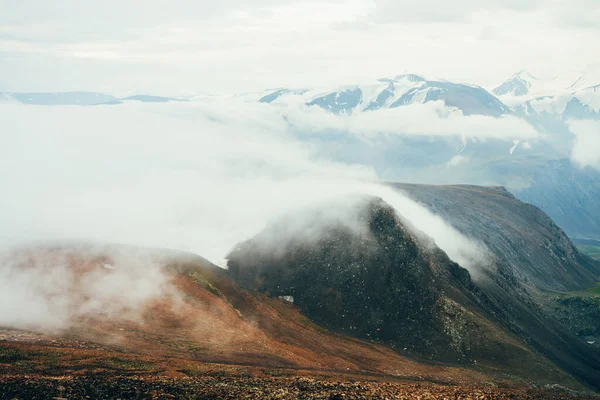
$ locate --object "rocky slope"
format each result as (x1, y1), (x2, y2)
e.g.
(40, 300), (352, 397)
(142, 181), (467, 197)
(0, 240), (590, 396)
(0, 244), (552, 385)
(389, 184), (600, 388)
(392, 184), (600, 291)
(228, 189), (600, 391)
(228, 199), (529, 363)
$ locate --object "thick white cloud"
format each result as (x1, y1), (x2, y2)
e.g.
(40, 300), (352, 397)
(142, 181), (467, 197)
(0, 100), (490, 275)
(447, 155), (469, 167)
(0, 100), (361, 260)
(0, 247), (177, 330)
(569, 120), (600, 170)
(0, 98), (500, 333)
(283, 101), (541, 140)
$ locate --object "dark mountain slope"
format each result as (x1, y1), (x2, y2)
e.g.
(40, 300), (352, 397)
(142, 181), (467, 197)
(388, 184), (600, 389)
(227, 190), (600, 390)
(391, 184), (600, 292)
(226, 197), (585, 386)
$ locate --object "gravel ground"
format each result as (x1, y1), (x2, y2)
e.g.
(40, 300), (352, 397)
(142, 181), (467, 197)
(1, 374), (597, 400)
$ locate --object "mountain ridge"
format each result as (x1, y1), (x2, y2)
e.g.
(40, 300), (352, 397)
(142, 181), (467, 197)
(227, 188), (600, 390)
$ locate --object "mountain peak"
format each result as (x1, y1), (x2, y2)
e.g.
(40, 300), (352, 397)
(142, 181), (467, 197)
(493, 71), (536, 96)
(393, 73), (426, 82)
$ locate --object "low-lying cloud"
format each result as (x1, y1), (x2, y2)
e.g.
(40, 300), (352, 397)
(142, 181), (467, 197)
(0, 99), (495, 264)
(0, 245), (176, 330)
(0, 98), (495, 332)
(282, 100), (542, 140)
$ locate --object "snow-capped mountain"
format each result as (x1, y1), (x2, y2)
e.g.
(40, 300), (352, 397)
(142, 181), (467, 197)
(494, 68), (600, 104)
(491, 69), (600, 110)
(516, 84), (600, 136)
(493, 70), (538, 97)
(259, 74), (512, 117)
(254, 71), (600, 242)
(486, 69), (600, 137)
(491, 70), (576, 99)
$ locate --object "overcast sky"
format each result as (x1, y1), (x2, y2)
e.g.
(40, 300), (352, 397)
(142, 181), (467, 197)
(1, 0), (599, 94)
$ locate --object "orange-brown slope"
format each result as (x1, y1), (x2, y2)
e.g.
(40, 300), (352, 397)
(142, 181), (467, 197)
(0, 245), (584, 390)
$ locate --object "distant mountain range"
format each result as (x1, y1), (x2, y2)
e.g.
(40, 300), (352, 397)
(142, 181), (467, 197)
(259, 73), (513, 117)
(255, 70), (600, 241)
(256, 70), (600, 121)
(493, 69), (600, 98)
(0, 92), (184, 105)
(3, 69), (598, 121)
(2, 69), (600, 241)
